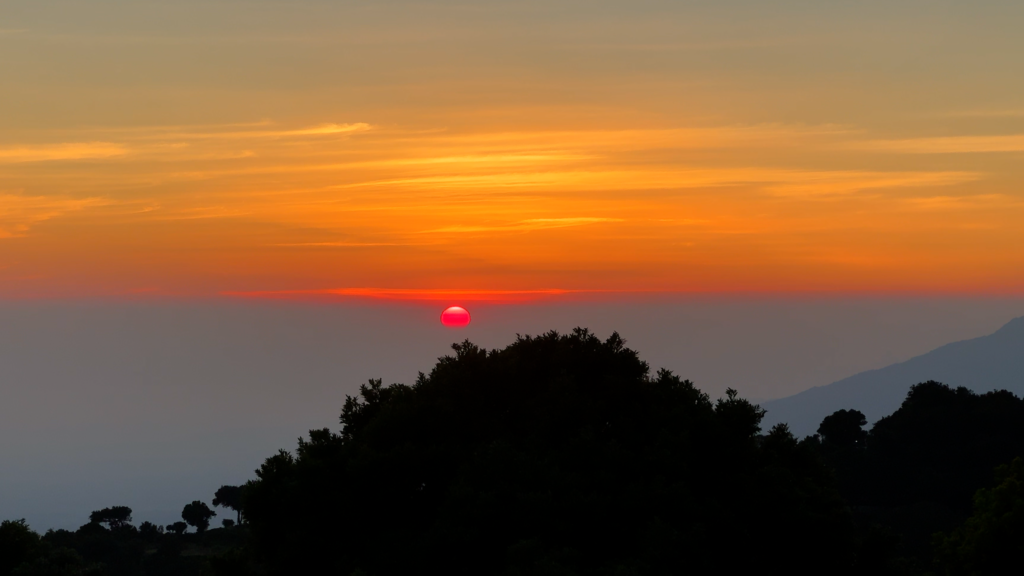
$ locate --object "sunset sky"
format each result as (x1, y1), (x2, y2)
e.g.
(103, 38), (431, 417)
(4, 0), (1024, 301)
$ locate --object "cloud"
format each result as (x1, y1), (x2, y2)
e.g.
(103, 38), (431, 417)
(764, 170), (981, 197)
(857, 135), (1024, 154)
(942, 109), (1024, 118)
(422, 217), (623, 233)
(133, 122), (372, 141)
(899, 194), (1017, 211)
(0, 142), (128, 163)
(0, 194), (110, 238)
(349, 167), (979, 197)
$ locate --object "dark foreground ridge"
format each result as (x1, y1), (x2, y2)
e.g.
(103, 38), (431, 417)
(2, 329), (1022, 576)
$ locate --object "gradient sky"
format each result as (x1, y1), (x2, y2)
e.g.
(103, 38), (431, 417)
(3, 0), (1024, 300)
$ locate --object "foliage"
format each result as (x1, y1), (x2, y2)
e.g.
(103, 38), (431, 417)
(87, 508), (132, 530)
(864, 381), (1024, 512)
(242, 329), (855, 576)
(11, 546), (103, 576)
(181, 502), (216, 534)
(814, 381), (1024, 570)
(934, 457), (1024, 575)
(818, 409), (868, 450)
(0, 520), (41, 576)
(213, 486), (244, 525)
(136, 522), (162, 544)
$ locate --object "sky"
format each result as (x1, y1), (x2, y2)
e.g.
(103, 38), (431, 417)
(2, 0), (1024, 530)
(2, 0), (1024, 298)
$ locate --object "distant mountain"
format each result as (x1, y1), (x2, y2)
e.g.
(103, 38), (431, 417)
(761, 316), (1024, 437)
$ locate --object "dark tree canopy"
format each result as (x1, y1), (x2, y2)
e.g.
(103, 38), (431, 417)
(864, 381), (1024, 511)
(88, 506), (133, 529)
(818, 409), (868, 450)
(935, 457), (1024, 575)
(181, 501), (216, 533)
(243, 329), (853, 576)
(0, 520), (39, 576)
(213, 485), (244, 524)
(165, 522), (188, 536)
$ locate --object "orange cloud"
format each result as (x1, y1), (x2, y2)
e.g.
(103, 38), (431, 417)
(1, 119), (1021, 298)
(0, 143), (128, 163)
(0, 193), (110, 238)
(858, 135), (1024, 154)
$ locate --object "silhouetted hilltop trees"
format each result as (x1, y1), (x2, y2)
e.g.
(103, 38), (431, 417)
(0, 500), (243, 576)
(212, 486), (244, 525)
(3, 329), (1023, 575)
(813, 381), (1024, 571)
(934, 457), (1024, 575)
(241, 329), (853, 576)
(864, 381), (1024, 511)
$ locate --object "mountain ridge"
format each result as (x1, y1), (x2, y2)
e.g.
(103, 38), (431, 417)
(761, 315), (1024, 437)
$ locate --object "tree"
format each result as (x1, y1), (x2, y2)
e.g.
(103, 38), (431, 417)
(213, 485), (244, 524)
(166, 522), (188, 536)
(181, 501), (216, 533)
(11, 546), (103, 576)
(865, 381), (1024, 511)
(0, 520), (40, 576)
(817, 409), (868, 450)
(935, 457), (1024, 575)
(242, 329), (855, 576)
(88, 506), (133, 529)
(222, 519), (235, 529)
(138, 521), (163, 543)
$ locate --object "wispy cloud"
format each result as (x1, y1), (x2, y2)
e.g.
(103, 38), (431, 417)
(349, 167), (980, 197)
(0, 142), (128, 163)
(422, 217), (623, 233)
(0, 194), (110, 238)
(129, 122), (372, 141)
(899, 194), (1017, 211)
(764, 170), (981, 197)
(857, 135), (1024, 154)
(942, 109), (1024, 118)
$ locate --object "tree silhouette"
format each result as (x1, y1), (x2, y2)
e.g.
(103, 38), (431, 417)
(935, 457), (1024, 575)
(88, 506), (133, 529)
(0, 520), (39, 576)
(213, 485), (244, 524)
(10, 546), (102, 576)
(166, 521), (188, 536)
(243, 329), (855, 576)
(817, 409), (868, 450)
(181, 501), (216, 533)
(865, 381), (1024, 511)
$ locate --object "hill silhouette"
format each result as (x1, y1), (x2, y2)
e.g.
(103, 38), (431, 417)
(241, 329), (855, 576)
(762, 316), (1024, 437)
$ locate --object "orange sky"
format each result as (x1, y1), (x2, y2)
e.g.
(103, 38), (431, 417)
(2, 1), (1023, 301)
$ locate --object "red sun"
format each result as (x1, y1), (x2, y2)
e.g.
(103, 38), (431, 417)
(440, 306), (471, 327)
